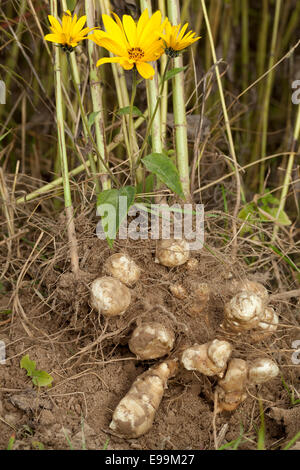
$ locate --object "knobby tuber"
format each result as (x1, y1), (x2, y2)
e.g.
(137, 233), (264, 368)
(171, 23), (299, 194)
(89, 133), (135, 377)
(109, 360), (178, 438)
(181, 339), (232, 378)
(129, 322), (175, 360)
(228, 280), (269, 304)
(90, 276), (131, 316)
(104, 253), (141, 286)
(222, 291), (264, 332)
(217, 357), (279, 411)
(169, 283), (187, 299)
(251, 307), (279, 341)
(248, 358), (279, 384)
(216, 358), (248, 411)
(188, 282), (211, 315)
(155, 238), (189, 267)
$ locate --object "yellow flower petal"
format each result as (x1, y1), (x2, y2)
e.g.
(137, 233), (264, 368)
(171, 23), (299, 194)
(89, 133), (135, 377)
(89, 32), (126, 57)
(44, 33), (63, 43)
(102, 14), (128, 49)
(136, 9), (149, 40)
(48, 15), (62, 33)
(73, 15), (87, 36)
(138, 10), (162, 47)
(136, 61), (155, 79)
(45, 11), (93, 48)
(122, 14), (137, 47)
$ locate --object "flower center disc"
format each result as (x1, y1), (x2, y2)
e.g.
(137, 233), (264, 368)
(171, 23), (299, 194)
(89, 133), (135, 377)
(128, 47), (145, 60)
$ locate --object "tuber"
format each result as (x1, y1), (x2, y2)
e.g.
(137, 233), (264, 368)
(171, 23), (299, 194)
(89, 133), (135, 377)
(188, 282), (211, 315)
(222, 291), (264, 332)
(228, 279), (269, 304)
(186, 258), (199, 271)
(181, 339), (232, 378)
(90, 276), (131, 316)
(109, 359), (178, 438)
(216, 358), (248, 411)
(103, 253), (141, 286)
(129, 322), (175, 360)
(155, 238), (189, 267)
(250, 307), (279, 341)
(248, 358), (279, 384)
(169, 283), (187, 299)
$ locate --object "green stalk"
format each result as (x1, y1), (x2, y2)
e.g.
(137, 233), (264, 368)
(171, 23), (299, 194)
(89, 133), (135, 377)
(129, 68), (138, 182)
(99, 0), (141, 183)
(67, 54), (101, 195)
(135, 56), (171, 170)
(86, 0), (111, 191)
(0, 0), (27, 123)
(272, 104), (300, 240)
(222, 1), (232, 61)
(248, 0), (269, 188)
(200, 0), (241, 246)
(50, 0), (79, 275)
(181, 0), (192, 22)
(281, 2), (300, 52)
(140, 0), (163, 157)
(16, 114), (146, 205)
(66, 54), (117, 187)
(158, 0), (168, 147)
(259, 0), (282, 193)
(241, 0), (250, 152)
(167, 0), (191, 201)
(204, 0), (221, 71)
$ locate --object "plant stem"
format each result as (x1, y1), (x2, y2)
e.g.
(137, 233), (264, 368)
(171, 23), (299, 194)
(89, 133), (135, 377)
(140, 0), (163, 167)
(86, 0), (111, 191)
(158, 0), (168, 147)
(129, 67), (137, 182)
(167, 0), (191, 202)
(16, 114), (146, 204)
(51, 0), (79, 275)
(272, 103), (300, 241)
(66, 55), (118, 187)
(135, 56), (171, 170)
(259, 0), (282, 193)
(200, 0), (241, 252)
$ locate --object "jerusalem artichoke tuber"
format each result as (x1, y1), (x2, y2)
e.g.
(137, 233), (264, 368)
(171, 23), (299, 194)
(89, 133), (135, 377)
(90, 276), (131, 316)
(109, 360), (178, 438)
(129, 322), (175, 360)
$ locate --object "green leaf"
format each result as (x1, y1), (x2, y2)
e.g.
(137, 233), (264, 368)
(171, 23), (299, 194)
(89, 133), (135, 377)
(66, 0), (76, 11)
(0, 129), (12, 143)
(88, 111), (100, 130)
(7, 435), (15, 450)
(117, 106), (144, 118)
(142, 153), (184, 199)
(97, 186), (136, 248)
(164, 66), (188, 81)
(266, 207), (292, 226)
(31, 370), (53, 388)
(20, 354), (36, 377)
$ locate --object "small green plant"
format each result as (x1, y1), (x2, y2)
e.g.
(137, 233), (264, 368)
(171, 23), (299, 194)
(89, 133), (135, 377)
(7, 434), (15, 450)
(20, 354), (53, 388)
(217, 424), (244, 450)
(283, 431), (300, 450)
(238, 190), (291, 236)
(281, 376), (300, 406)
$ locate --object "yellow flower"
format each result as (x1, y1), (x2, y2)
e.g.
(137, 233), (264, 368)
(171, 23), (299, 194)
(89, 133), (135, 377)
(88, 9), (167, 80)
(44, 10), (94, 52)
(160, 20), (200, 57)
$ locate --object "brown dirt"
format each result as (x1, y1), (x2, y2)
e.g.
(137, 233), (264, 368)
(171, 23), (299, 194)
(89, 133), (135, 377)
(0, 209), (299, 450)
